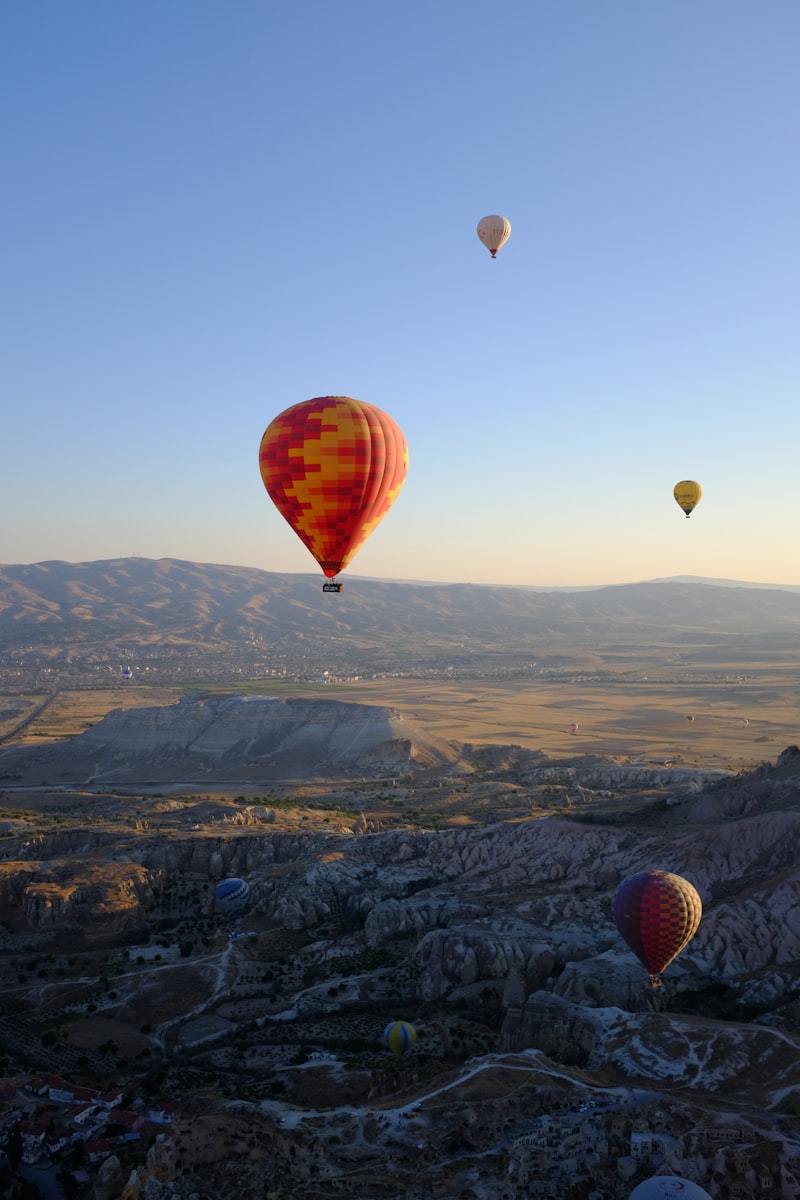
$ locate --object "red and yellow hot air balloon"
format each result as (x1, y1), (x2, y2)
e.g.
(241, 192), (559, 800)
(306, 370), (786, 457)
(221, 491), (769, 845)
(259, 396), (408, 591)
(612, 870), (702, 988)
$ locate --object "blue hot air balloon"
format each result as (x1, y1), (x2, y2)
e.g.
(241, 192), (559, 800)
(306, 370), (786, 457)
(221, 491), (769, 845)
(214, 878), (250, 919)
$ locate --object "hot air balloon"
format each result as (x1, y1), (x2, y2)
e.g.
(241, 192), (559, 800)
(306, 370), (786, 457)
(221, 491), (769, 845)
(612, 870), (702, 988)
(477, 215), (511, 258)
(215, 878), (250, 919)
(629, 1178), (712, 1199)
(673, 480), (702, 518)
(568, 722), (579, 735)
(383, 1020), (416, 1058)
(738, 717), (749, 728)
(685, 714), (694, 724)
(259, 396), (408, 592)
(121, 666), (133, 680)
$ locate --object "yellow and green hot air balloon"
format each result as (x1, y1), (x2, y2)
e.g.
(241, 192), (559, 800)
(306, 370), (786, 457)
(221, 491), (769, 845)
(673, 480), (702, 518)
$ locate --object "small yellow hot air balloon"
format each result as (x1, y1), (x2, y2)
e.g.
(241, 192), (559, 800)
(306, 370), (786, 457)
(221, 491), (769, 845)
(477, 215), (511, 258)
(673, 480), (702, 518)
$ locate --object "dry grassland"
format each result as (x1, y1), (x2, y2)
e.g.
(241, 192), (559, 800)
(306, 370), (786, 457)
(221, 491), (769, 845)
(331, 675), (800, 772)
(2, 686), (180, 745)
(2, 668), (798, 774)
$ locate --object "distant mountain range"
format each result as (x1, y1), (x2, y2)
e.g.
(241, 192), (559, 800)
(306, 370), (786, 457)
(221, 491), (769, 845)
(653, 574), (800, 593)
(1, 557), (799, 663)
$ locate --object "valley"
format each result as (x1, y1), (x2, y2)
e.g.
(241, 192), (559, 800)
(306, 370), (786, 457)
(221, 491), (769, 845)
(0, 562), (798, 1198)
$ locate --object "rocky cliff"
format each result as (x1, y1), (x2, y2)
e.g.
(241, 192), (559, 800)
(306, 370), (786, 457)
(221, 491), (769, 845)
(0, 694), (464, 783)
(2, 748), (797, 1033)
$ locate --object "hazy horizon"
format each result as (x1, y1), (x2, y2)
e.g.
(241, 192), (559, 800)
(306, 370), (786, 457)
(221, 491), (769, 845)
(2, 553), (800, 597)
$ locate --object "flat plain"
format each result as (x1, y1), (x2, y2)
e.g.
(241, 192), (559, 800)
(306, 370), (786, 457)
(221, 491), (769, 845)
(3, 649), (798, 776)
(341, 672), (798, 772)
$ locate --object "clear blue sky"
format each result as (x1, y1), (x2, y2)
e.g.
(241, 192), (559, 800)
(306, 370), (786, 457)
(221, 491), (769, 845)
(3, 1), (799, 587)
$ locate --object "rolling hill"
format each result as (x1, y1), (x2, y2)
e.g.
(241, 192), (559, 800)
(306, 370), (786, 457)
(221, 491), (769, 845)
(1, 558), (800, 664)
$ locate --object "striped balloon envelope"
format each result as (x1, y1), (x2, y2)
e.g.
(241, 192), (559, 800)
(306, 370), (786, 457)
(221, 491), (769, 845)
(214, 877), (250, 918)
(383, 1020), (417, 1058)
(612, 870), (702, 987)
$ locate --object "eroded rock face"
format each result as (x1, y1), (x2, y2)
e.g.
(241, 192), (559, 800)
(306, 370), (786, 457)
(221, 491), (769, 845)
(94, 1153), (123, 1200)
(0, 718), (798, 1022)
(0, 863), (38, 911)
(2, 776), (798, 988)
(0, 695), (464, 783)
(518, 759), (728, 792)
(426, 817), (631, 889)
(503, 990), (601, 1065)
(22, 860), (157, 929)
(504, 988), (800, 1097)
(3, 741), (800, 1198)
(416, 926), (541, 999)
(146, 1132), (178, 1182)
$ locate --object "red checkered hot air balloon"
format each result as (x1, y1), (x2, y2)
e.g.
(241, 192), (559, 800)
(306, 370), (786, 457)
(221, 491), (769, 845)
(259, 396), (408, 592)
(612, 870), (702, 988)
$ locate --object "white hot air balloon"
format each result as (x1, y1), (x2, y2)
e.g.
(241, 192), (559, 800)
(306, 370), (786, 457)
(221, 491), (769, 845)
(629, 1177), (712, 1200)
(477, 215), (511, 258)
